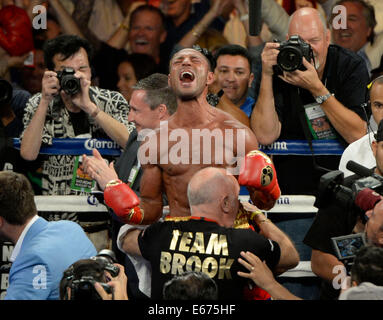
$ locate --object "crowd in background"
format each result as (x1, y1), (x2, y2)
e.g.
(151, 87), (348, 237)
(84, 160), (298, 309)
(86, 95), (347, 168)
(1, 0), (383, 302)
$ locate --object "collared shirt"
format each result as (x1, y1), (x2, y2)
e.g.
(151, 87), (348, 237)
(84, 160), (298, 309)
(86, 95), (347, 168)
(357, 45), (372, 77)
(240, 96), (255, 117)
(10, 215), (39, 262)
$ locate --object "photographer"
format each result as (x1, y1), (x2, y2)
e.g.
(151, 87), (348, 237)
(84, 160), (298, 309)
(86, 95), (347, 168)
(250, 7), (370, 195)
(60, 251), (128, 300)
(19, 34), (134, 195)
(303, 118), (383, 299)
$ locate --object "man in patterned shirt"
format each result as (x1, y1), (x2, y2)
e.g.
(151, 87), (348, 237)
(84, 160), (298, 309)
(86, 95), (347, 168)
(20, 35), (134, 196)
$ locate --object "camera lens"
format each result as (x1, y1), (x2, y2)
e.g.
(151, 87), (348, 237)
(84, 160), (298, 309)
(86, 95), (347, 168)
(61, 76), (80, 95)
(277, 46), (303, 72)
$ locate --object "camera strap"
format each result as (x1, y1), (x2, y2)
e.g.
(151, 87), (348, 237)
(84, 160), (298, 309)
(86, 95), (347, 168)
(290, 87), (330, 173)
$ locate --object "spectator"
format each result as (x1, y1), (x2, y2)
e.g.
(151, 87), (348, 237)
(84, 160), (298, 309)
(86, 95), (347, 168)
(0, 79), (38, 175)
(118, 167), (299, 300)
(164, 0), (230, 58)
(115, 53), (158, 99)
(303, 118), (383, 299)
(81, 73), (177, 298)
(0, 171), (97, 300)
(213, 44), (255, 120)
(330, 0), (377, 75)
(20, 46), (45, 95)
(339, 75), (383, 177)
(107, 5), (168, 73)
(250, 7), (369, 196)
(339, 246), (383, 300)
(19, 34), (134, 196)
(163, 271), (218, 300)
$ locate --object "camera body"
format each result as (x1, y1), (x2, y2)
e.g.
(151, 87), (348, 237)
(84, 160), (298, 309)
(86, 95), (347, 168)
(273, 35), (314, 74)
(91, 249), (120, 278)
(316, 164), (383, 223)
(56, 67), (81, 95)
(71, 276), (112, 300)
(63, 249), (120, 300)
(331, 233), (366, 274)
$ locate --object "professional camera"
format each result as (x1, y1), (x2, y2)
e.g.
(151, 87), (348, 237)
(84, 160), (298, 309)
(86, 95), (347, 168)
(91, 249), (120, 277)
(61, 249), (120, 300)
(273, 35), (314, 74)
(70, 275), (113, 300)
(331, 233), (366, 274)
(56, 67), (81, 95)
(0, 78), (13, 107)
(316, 160), (383, 222)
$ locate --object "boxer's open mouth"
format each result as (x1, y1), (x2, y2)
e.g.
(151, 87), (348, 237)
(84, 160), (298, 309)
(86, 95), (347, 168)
(180, 71), (195, 82)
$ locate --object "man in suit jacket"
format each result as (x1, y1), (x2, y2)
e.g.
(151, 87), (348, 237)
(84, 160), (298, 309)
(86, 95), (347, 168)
(0, 171), (97, 300)
(81, 73), (177, 298)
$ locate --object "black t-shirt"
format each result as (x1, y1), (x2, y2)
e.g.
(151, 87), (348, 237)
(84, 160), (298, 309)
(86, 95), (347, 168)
(272, 45), (370, 195)
(68, 110), (91, 136)
(303, 174), (363, 299)
(138, 217), (281, 300)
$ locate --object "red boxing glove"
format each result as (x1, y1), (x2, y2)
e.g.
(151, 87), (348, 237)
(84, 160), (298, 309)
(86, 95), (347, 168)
(0, 5), (34, 56)
(238, 150), (280, 210)
(104, 180), (143, 225)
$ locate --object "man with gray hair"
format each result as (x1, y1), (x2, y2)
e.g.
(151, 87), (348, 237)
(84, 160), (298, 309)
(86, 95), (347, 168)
(81, 73), (177, 298)
(117, 167), (299, 300)
(251, 7), (370, 196)
(330, 0), (377, 75)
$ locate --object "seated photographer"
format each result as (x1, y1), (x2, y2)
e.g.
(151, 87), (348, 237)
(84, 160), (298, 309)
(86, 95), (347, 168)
(60, 255), (128, 300)
(339, 75), (383, 177)
(250, 7), (370, 196)
(19, 34), (134, 196)
(303, 119), (383, 299)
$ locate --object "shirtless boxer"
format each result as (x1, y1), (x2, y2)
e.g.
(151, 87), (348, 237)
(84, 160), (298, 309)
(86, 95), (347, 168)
(104, 46), (281, 225)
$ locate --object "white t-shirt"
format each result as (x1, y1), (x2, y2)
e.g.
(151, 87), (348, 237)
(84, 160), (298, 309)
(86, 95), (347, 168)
(339, 132), (376, 177)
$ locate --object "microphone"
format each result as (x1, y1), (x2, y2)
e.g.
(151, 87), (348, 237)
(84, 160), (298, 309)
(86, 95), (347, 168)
(249, 0), (262, 36)
(346, 160), (374, 177)
(355, 188), (382, 212)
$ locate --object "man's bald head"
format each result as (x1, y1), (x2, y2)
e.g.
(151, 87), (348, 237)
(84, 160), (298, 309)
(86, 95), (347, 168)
(187, 167), (239, 226)
(288, 7), (328, 35)
(187, 168), (235, 206)
(287, 7), (331, 75)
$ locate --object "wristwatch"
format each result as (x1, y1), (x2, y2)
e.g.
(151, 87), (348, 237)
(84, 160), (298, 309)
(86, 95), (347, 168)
(314, 92), (333, 104)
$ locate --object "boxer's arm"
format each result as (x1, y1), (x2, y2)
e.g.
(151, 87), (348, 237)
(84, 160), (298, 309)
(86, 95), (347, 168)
(139, 163), (164, 224)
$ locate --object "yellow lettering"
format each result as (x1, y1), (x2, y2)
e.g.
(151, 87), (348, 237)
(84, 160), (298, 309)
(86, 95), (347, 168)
(202, 257), (218, 278)
(218, 258), (234, 279)
(169, 230), (181, 250)
(190, 232), (205, 254)
(206, 234), (228, 256)
(171, 253), (186, 275)
(160, 251), (172, 274)
(186, 255), (202, 272)
(179, 232), (193, 252)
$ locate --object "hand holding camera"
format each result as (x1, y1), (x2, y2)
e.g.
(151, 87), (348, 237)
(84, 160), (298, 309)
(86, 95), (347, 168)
(94, 263), (129, 300)
(262, 36), (324, 93)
